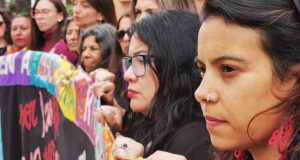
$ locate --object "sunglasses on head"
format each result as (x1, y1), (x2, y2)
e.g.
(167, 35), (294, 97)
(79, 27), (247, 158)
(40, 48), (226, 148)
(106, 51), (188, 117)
(117, 29), (131, 42)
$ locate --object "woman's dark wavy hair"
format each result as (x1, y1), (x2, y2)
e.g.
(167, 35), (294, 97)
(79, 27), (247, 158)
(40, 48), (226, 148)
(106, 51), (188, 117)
(0, 10), (12, 45)
(63, 17), (76, 43)
(130, 0), (197, 20)
(79, 23), (116, 73)
(122, 10), (203, 156)
(85, 0), (117, 26)
(201, 0), (300, 159)
(31, 0), (68, 51)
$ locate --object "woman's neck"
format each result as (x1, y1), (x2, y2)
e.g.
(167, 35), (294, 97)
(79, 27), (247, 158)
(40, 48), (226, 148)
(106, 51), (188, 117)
(43, 24), (60, 41)
(81, 22), (101, 32)
(249, 144), (281, 160)
(0, 38), (7, 47)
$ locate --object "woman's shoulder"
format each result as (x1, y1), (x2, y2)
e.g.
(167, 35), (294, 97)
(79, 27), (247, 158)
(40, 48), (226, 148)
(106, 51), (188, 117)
(163, 120), (212, 159)
(169, 120), (210, 145)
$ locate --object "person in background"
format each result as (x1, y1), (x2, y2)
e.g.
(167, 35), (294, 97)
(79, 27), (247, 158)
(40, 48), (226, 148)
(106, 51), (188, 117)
(6, 13), (32, 54)
(0, 10), (12, 56)
(30, 0), (67, 52)
(94, 10), (211, 160)
(116, 12), (132, 56)
(79, 24), (116, 74)
(54, 17), (79, 65)
(130, 0), (159, 21)
(64, 17), (80, 54)
(89, 12), (133, 113)
(194, 0), (205, 14)
(72, 0), (117, 31)
(131, 0), (197, 21)
(195, 0), (300, 159)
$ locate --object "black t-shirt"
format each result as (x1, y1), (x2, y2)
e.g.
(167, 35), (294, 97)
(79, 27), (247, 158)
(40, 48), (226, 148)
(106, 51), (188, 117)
(162, 120), (212, 160)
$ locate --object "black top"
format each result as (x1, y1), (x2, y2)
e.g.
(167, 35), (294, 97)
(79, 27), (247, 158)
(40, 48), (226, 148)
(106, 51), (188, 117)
(0, 47), (7, 56)
(162, 120), (212, 160)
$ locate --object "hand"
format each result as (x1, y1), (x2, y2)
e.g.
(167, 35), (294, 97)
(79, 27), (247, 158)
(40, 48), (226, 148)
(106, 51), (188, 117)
(94, 105), (124, 132)
(146, 151), (186, 160)
(112, 134), (144, 160)
(92, 80), (115, 104)
(90, 68), (115, 83)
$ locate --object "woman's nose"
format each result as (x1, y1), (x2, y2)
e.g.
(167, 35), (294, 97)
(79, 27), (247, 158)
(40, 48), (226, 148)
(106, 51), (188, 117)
(123, 65), (137, 82)
(123, 33), (130, 41)
(194, 73), (215, 104)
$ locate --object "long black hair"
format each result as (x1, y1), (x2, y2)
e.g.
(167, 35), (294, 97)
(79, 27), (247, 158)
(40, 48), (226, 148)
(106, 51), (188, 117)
(201, 0), (300, 159)
(122, 10), (203, 156)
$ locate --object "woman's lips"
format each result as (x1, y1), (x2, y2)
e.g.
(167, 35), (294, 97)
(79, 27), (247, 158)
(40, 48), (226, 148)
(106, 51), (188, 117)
(127, 89), (137, 98)
(205, 115), (226, 128)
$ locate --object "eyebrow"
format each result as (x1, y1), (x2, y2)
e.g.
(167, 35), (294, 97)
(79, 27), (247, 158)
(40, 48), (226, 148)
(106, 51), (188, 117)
(131, 50), (148, 56)
(212, 55), (247, 65)
(197, 55), (248, 65)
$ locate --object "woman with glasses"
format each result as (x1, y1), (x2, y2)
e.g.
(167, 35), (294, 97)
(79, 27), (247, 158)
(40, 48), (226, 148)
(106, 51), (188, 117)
(94, 10), (211, 160)
(30, 0), (67, 53)
(72, 0), (117, 31)
(195, 0), (300, 159)
(0, 10), (12, 56)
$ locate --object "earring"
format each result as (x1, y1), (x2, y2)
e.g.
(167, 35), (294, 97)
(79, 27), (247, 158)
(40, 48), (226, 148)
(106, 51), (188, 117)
(268, 116), (294, 159)
(234, 150), (247, 160)
(58, 19), (62, 22)
(206, 92), (211, 102)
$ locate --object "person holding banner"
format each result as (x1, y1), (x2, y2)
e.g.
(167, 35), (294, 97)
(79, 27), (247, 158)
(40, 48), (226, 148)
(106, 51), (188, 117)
(94, 10), (211, 160)
(79, 23), (116, 74)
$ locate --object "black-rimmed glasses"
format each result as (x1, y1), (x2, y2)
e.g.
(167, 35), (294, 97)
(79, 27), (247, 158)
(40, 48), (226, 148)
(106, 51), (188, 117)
(121, 55), (150, 77)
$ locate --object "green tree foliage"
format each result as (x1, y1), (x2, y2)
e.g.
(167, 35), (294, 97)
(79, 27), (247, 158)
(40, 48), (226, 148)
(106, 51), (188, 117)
(9, 0), (31, 14)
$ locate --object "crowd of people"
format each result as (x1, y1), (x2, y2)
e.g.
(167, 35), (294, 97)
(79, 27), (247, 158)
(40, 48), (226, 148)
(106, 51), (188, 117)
(1, 0), (300, 159)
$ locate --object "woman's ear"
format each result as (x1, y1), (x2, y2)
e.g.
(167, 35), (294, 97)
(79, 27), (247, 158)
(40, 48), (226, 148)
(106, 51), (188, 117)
(290, 63), (300, 76)
(57, 12), (64, 22)
(97, 13), (105, 23)
(273, 64), (300, 98)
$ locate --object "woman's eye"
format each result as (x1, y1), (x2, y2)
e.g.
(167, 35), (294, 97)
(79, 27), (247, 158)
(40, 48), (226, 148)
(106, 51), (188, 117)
(147, 9), (155, 15)
(82, 2), (90, 7)
(135, 10), (141, 15)
(72, 0), (78, 5)
(221, 65), (236, 73)
(199, 67), (206, 78)
(194, 66), (206, 78)
(91, 47), (99, 51)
